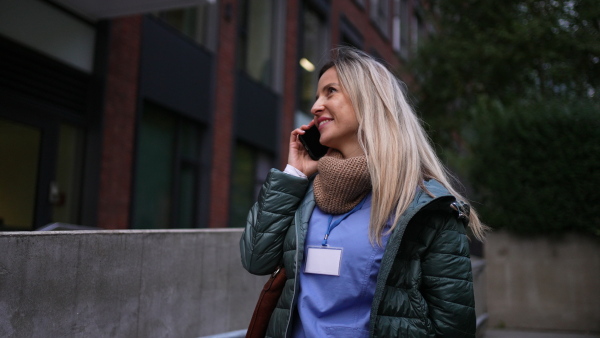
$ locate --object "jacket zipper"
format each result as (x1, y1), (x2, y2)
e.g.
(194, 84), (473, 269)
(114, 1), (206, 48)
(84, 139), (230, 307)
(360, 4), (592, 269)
(368, 194), (454, 336)
(284, 203), (302, 337)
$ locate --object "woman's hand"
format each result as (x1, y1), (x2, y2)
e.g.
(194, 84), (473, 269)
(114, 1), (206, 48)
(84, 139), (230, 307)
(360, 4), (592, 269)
(288, 121), (319, 177)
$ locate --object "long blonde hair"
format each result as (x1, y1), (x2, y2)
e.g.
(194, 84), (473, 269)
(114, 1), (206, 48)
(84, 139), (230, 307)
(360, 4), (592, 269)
(322, 47), (487, 244)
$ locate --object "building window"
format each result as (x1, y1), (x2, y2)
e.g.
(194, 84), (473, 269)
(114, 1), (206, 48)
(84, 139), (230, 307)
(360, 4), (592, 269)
(411, 10), (425, 54)
(153, 1), (218, 51)
(393, 0), (401, 53)
(370, 0), (390, 38)
(229, 142), (273, 228)
(340, 15), (363, 50)
(393, 0), (410, 58)
(297, 3), (329, 127)
(238, 0), (282, 88)
(0, 118), (41, 230)
(0, 118), (85, 230)
(51, 123), (85, 225)
(133, 102), (204, 229)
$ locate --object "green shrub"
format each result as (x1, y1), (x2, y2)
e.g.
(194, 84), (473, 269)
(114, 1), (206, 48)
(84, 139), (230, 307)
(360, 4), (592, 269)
(470, 97), (600, 237)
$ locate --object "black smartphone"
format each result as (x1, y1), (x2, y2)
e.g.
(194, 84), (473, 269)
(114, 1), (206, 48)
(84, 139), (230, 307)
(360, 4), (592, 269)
(298, 125), (329, 161)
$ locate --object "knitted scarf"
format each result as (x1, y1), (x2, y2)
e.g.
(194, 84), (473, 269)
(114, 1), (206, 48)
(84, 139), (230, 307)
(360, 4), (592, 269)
(313, 150), (372, 214)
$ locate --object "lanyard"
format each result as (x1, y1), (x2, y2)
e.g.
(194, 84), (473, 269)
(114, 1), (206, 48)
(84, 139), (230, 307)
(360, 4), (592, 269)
(322, 197), (367, 246)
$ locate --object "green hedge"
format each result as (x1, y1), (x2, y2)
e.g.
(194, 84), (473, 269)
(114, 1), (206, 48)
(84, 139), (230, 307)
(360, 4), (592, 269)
(470, 98), (600, 237)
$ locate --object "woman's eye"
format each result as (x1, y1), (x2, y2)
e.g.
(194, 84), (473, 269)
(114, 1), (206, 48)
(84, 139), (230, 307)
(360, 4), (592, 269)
(327, 87), (337, 94)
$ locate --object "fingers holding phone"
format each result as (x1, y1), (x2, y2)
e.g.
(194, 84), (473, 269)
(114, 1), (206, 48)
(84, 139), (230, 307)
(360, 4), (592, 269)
(299, 125), (329, 161)
(289, 122), (326, 176)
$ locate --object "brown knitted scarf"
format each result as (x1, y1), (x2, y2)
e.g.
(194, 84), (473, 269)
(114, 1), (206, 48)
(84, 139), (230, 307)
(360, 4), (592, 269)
(313, 150), (372, 214)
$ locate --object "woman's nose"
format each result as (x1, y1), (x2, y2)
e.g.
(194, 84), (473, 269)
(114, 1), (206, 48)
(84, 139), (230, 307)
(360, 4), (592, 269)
(311, 101), (324, 116)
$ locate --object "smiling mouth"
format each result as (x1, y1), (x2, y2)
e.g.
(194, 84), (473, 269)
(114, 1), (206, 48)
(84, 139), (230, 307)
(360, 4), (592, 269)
(318, 119), (333, 128)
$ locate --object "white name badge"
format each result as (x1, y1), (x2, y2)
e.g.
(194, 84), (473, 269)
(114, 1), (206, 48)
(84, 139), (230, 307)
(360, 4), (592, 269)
(305, 246), (343, 276)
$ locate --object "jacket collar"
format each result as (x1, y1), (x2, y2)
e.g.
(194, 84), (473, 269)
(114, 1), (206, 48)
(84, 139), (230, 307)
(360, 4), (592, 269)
(408, 179), (454, 212)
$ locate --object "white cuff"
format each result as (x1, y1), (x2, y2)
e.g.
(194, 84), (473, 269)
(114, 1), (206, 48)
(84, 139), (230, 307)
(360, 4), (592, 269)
(284, 165), (308, 179)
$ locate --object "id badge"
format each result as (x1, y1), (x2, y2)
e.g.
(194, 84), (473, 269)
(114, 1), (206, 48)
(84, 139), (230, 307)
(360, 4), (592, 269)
(304, 246), (343, 276)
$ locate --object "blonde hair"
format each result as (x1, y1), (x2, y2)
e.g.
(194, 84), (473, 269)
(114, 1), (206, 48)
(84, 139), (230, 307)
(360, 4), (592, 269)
(323, 47), (487, 244)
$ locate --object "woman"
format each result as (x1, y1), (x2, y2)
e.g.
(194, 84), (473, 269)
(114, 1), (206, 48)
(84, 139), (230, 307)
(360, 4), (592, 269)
(240, 47), (486, 338)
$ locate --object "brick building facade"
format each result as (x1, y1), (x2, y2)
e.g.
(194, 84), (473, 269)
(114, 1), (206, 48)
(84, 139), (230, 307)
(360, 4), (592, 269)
(0, 0), (428, 230)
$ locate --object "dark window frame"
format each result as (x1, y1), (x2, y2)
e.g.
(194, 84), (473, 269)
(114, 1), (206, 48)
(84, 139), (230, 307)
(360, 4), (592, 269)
(340, 15), (364, 49)
(296, 0), (330, 118)
(131, 100), (207, 230)
(228, 141), (275, 228)
(0, 33), (101, 230)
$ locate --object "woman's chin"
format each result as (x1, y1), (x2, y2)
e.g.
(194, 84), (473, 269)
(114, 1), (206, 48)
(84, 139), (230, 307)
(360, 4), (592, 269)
(319, 140), (335, 150)
(318, 136), (331, 148)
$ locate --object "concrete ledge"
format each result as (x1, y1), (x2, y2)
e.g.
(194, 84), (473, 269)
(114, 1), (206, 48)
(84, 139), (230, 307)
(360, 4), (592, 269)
(0, 229), (267, 337)
(1, 229), (491, 337)
(485, 231), (600, 333)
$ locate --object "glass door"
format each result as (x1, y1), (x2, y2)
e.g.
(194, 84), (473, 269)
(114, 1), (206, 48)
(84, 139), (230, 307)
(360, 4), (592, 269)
(51, 123), (85, 225)
(0, 115), (85, 230)
(0, 117), (42, 230)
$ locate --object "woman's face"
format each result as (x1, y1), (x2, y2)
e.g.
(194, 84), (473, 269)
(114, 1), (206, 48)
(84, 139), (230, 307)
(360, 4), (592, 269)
(311, 67), (362, 158)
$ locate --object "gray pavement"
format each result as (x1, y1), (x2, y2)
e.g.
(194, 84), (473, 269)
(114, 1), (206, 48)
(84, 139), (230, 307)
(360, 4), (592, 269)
(200, 329), (600, 338)
(485, 329), (600, 338)
(201, 330), (599, 338)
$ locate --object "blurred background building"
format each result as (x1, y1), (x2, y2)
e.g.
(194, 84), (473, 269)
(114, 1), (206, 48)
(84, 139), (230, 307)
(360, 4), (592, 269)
(0, 0), (429, 231)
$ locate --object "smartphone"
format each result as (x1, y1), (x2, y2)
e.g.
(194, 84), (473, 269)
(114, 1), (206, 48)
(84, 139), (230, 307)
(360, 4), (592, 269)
(298, 125), (329, 160)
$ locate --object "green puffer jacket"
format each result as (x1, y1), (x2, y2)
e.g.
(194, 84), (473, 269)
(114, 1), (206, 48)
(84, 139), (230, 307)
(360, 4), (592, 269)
(240, 169), (475, 338)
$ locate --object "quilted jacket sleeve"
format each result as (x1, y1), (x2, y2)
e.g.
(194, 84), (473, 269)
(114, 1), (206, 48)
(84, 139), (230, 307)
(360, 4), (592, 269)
(420, 210), (476, 337)
(240, 168), (309, 276)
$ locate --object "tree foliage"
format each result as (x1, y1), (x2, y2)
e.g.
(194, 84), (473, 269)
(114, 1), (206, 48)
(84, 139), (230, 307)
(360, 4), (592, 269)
(412, 0), (600, 140)
(470, 98), (600, 237)
(410, 0), (600, 236)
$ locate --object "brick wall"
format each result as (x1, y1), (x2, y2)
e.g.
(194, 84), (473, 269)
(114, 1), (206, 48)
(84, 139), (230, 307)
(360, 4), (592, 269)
(208, 1), (238, 228)
(97, 16), (142, 229)
(331, 0), (401, 70)
(279, 1), (301, 170)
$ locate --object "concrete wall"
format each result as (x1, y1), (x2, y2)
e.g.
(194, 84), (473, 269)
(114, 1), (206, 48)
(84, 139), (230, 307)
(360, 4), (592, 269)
(0, 229), (267, 337)
(1, 228), (490, 337)
(485, 231), (600, 333)
(472, 257), (488, 337)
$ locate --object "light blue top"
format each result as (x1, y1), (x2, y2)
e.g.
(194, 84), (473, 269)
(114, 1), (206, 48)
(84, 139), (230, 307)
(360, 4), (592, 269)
(292, 193), (390, 338)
